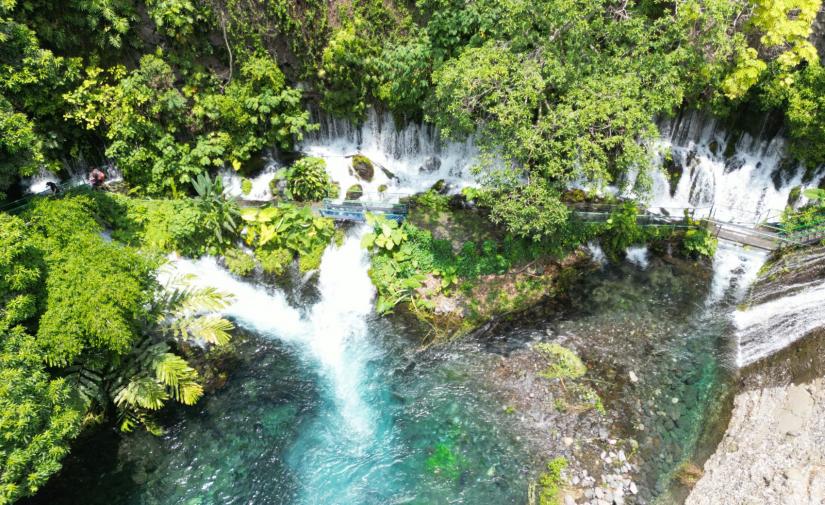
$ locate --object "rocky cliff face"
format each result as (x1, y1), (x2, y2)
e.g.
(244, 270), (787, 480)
(687, 246), (825, 505)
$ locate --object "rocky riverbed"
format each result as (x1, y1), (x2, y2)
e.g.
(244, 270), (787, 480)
(687, 329), (825, 505)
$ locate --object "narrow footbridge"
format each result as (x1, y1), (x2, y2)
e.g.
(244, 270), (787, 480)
(570, 203), (825, 251)
(319, 198), (408, 223)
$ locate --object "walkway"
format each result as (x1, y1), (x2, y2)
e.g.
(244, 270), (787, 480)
(318, 199), (408, 223)
(569, 204), (811, 251)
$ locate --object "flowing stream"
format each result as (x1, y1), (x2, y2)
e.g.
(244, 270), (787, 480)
(26, 109), (825, 505)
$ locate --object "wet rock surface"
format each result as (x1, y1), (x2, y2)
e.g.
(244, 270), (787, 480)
(688, 245), (825, 505)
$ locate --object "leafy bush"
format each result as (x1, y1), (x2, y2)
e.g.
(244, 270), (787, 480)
(682, 227), (718, 258)
(241, 204), (335, 272)
(241, 178), (253, 195)
(256, 248), (293, 275)
(224, 248), (256, 276)
(0, 327), (83, 505)
(286, 157), (332, 202)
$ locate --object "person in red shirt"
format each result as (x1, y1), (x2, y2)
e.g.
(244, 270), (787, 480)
(88, 168), (106, 188)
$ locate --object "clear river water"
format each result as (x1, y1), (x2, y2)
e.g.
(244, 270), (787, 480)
(21, 109), (825, 505)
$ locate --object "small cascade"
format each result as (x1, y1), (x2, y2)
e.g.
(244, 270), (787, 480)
(705, 240), (768, 306)
(221, 158), (281, 202)
(300, 109), (478, 199)
(734, 280), (825, 367)
(587, 241), (607, 265)
(625, 245), (650, 269)
(733, 246), (825, 367)
(23, 168), (61, 194)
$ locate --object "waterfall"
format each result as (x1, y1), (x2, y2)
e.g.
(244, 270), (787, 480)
(733, 247), (825, 367)
(162, 231), (377, 435)
(647, 110), (824, 223)
(300, 109), (479, 199)
(160, 228), (397, 503)
(646, 110), (825, 365)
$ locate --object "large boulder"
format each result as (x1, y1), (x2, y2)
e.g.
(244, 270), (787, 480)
(350, 154), (374, 182)
(345, 184), (364, 200)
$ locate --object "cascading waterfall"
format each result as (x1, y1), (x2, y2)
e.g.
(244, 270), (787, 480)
(648, 110), (825, 366)
(649, 110), (824, 223)
(733, 247), (825, 367)
(300, 109), (478, 199)
(162, 229), (398, 503)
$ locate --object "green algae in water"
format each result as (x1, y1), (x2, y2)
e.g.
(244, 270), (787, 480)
(426, 442), (463, 480)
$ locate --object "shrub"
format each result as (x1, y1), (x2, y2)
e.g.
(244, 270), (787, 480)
(286, 157), (332, 202)
(224, 248), (256, 276)
(241, 178), (253, 195)
(256, 248), (293, 275)
(538, 457), (568, 505)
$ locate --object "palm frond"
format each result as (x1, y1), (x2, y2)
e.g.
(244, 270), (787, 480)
(171, 314), (234, 346)
(114, 376), (169, 411)
(152, 353), (203, 405)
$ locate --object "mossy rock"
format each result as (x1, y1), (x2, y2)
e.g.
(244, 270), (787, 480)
(256, 248), (293, 275)
(431, 179), (447, 194)
(350, 154), (374, 182)
(345, 184), (364, 200)
(381, 167), (399, 181)
(224, 248), (256, 276)
(377, 184), (388, 194)
(241, 178), (252, 196)
(788, 186), (802, 207)
(535, 343), (586, 380)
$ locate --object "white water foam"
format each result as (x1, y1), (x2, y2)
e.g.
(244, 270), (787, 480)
(300, 109), (479, 200)
(705, 240), (768, 306)
(587, 241), (607, 266)
(220, 158), (281, 202)
(734, 279), (825, 367)
(625, 246), (650, 269)
(645, 111), (824, 223)
(161, 230), (377, 437)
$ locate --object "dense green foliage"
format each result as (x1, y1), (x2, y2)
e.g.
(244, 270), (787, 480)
(0, 194), (237, 500)
(285, 157), (333, 202)
(240, 204), (336, 273)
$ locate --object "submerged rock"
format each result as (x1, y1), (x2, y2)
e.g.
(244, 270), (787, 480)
(419, 156), (441, 173)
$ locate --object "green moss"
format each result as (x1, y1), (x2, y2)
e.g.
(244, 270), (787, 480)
(351, 154), (374, 181)
(224, 248), (256, 276)
(345, 184), (364, 200)
(535, 343), (587, 380)
(298, 242), (326, 272)
(538, 457), (568, 505)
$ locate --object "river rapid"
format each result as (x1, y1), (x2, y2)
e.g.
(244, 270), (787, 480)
(25, 110), (825, 505)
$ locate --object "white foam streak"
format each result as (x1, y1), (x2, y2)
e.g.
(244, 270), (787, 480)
(625, 246), (650, 269)
(734, 279), (825, 367)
